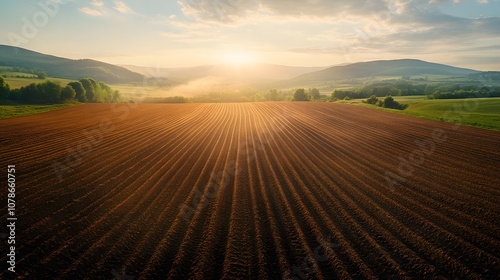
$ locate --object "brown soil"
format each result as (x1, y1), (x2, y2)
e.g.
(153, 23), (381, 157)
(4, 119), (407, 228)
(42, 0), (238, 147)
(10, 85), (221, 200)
(1, 103), (499, 279)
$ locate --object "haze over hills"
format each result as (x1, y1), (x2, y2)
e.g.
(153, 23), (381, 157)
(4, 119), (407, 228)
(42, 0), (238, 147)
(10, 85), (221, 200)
(121, 59), (493, 92)
(122, 64), (327, 83)
(0, 45), (143, 84)
(1, 45), (496, 91)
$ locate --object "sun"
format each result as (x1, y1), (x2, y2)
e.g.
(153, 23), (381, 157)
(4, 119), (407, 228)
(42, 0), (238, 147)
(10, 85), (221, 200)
(220, 51), (257, 66)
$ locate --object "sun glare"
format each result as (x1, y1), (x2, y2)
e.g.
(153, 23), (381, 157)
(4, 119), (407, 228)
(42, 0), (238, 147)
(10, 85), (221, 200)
(220, 51), (257, 66)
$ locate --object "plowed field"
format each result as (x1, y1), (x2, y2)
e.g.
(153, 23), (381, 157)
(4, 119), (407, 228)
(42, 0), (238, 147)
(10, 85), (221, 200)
(1, 103), (499, 279)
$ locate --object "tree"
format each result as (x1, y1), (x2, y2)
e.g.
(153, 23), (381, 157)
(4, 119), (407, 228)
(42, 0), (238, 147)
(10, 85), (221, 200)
(36, 81), (62, 103)
(98, 82), (114, 102)
(332, 89), (359, 100)
(17, 81), (62, 104)
(68, 81), (87, 102)
(266, 89), (282, 101)
(8, 89), (20, 100)
(112, 90), (121, 103)
(307, 88), (320, 100)
(60, 86), (76, 102)
(251, 93), (264, 102)
(292, 88), (309, 101)
(37, 71), (47, 79)
(424, 85), (434, 96)
(0, 76), (10, 99)
(19, 83), (39, 103)
(80, 78), (98, 102)
(388, 87), (402, 96)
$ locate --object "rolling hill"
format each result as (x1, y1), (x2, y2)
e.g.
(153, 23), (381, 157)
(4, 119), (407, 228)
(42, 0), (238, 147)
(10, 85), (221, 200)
(287, 59), (480, 85)
(0, 45), (143, 83)
(1, 45), (490, 90)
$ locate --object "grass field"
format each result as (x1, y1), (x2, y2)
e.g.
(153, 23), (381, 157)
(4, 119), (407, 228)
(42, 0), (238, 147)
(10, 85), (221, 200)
(397, 97), (500, 130)
(0, 103), (498, 279)
(338, 96), (500, 130)
(0, 103), (80, 119)
(3, 77), (73, 89)
(110, 83), (173, 100)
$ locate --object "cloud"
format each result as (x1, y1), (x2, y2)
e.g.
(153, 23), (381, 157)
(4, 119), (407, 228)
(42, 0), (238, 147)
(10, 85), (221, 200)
(79, 7), (103, 16)
(114, 1), (133, 14)
(160, 16), (224, 43)
(91, 0), (104, 7)
(172, 0), (499, 69)
(291, 16), (500, 57)
(260, 0), (388, 18)
(177, 0), (389, 23)
(178, 0), (260, 23)
(79, 1), (134, 16)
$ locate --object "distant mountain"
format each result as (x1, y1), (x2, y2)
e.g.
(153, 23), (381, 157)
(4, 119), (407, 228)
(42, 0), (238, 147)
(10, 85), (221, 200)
(0, 45), (143, 83)
(288, 59), (480, 85)
(122, 64), (327, 82)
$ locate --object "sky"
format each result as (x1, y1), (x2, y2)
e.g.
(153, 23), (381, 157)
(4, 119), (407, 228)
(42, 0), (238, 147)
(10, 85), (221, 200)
(0, 0), (499, 70)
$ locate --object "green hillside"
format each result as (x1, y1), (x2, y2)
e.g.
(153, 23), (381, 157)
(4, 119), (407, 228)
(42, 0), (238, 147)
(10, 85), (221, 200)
(289, 59), (480, 85)
(0, 45), (144, 83)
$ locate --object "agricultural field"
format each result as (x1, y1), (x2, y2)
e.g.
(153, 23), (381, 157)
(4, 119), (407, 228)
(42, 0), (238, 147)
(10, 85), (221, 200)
(0, 103), (499, 279)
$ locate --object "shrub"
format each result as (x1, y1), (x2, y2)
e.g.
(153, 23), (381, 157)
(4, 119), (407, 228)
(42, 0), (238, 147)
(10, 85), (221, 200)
(364, 95), (407, 110)
(380, 96), (407, 110)
(366, 95), (378, 104)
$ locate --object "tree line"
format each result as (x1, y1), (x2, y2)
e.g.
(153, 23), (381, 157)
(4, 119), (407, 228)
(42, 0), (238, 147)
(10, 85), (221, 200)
(330, 81), (500, 101)
(0, 76), (121, 104)
(425, 86), (500, 99)
(139, 88), (323, 103)
(291, 88), (321, 101)
(0, 66), (48, 79)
